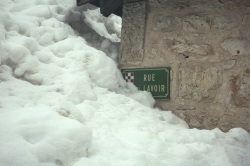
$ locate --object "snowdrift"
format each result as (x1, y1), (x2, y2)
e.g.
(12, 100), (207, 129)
(0, 0), (249, 166)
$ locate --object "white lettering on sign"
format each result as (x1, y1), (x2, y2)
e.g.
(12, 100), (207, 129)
(143, 74), (155, 81)
(143, 85), (165, 92)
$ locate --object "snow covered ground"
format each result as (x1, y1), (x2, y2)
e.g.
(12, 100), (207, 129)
(0, 0), (249, 166)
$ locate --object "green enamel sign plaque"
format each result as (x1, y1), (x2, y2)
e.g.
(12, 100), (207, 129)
(121, 67), (171, 99)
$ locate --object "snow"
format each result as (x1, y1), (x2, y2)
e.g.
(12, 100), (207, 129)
(0, 0), (250, 166)
(83, 9), (120, 42)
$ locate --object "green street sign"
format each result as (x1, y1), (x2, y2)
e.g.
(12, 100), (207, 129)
(121, 67), (171, 99)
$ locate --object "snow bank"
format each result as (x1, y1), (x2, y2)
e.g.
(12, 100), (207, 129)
(65, 4), (121, 62)
(0, 107), (91, 166)
(0, 0), (250, 166)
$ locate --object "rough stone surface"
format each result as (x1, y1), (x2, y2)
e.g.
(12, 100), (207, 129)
(120, 0), (250, 132)
(217, 0), (248, 8)
(153, 16), (180, 32)
(213, 15), (235, 29)
(170, 39), (214, 56)
(124, 0), (144, 3)
(230, 71), (250, 107)
(203, 105), (224, 129)
(179, 64), (222, 102)
(183, 15), (211, 32)
(120, 1), (146, 64)
(155, 0), (168, 4)
(219, 108), (250, 132)
(242, 15), (250, 26)
(223, 59), (236, 70)
(221, 38), (250, 56)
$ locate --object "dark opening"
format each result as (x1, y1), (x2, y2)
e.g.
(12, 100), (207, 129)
(182, 53), (189, 59)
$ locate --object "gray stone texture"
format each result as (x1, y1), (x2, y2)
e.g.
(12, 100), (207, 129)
(120, 0), (250, 132)
(153, 16), (180, 32)
(183, 15), (211, 32)
(230, 71), (250, 108)
(179, 63), (222, 102)
(221, 38), (250, 56)
(170, 39), (214, 56)
(120, 1), (146, 64)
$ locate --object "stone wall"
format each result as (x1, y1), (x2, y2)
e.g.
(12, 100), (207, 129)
(120, 0), (250, 132)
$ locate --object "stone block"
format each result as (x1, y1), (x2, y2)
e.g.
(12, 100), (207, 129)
(205, 117), (220, 129)
(203, 104), (225, 129)
(219, 108), (250, 132)
(170, 39), (214, 56)
(120, 1), (146, 64)
(239, 76), (250, 100)
(242, 15), (250, 26)
(183, 15), (211, 32)
(223, 59), (236, 70)
(230, 71), (250, 108)
(221, 38), (250, 56)
(175, 111), (205, 129)
(174, 1), (191, 10)
(155, 0), (168, 4)
(217, 0), (248, 8)
(205, 105), (225, 118)
(213, 15), (235, 29)
(153, 15), (180, 32)
(179, 64), (222, 102)
(219, 114), (236, 131)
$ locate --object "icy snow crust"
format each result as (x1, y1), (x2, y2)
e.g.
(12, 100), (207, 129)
(0, 0), (249, 166)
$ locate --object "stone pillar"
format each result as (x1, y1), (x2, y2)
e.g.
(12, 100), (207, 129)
(120, 0), (250, 132)
(120, 0), (147, 65)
